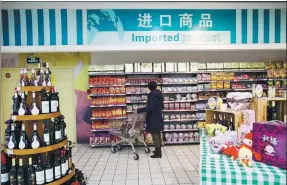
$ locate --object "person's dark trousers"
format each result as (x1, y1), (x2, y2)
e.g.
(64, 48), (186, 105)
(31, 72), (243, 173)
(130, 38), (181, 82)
(150, 132), (162, 158)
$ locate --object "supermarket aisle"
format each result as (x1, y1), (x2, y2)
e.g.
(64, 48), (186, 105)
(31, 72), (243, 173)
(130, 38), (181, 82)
(72, 144), (200, 185)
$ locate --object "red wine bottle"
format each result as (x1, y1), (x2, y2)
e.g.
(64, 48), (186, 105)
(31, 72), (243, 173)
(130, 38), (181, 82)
(9, 157), (17, 185)
(45, 63), (52, 86)
(30, 92), (40, 115)
(31, 123), (41, 149)
(54, 118), (62, 143)
(4, 120), (12, 148)
(19, 69), (24, 87)
(54, 151), (61, 180)
(12, 89), (20, 115)
(41, 90), (50, 114)
(60, 150), (67, 176)
(7, 124), (17, 150)
(23, 68), (30, 86)
(1, 153), (9, 185)
(18, 92), (28, 116)
(17, 158), (25, 185)
(27, 157), (36, 185)
(59, 115), (67, 139)
(54, 87), (60, 111)
(30, 68), (38, 86)
(35, 156), (45, 185)
(50, 89), (58, 113)
(45, 157), (54, 183)
(18, 123), (30, 150)
(43, 120), (51, 146)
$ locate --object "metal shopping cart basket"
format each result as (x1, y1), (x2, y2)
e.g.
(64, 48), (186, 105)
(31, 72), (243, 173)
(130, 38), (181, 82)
(109, 112), (151, 160)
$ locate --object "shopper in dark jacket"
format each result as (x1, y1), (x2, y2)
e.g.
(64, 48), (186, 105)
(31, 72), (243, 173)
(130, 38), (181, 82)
(137, 81), (163, 158)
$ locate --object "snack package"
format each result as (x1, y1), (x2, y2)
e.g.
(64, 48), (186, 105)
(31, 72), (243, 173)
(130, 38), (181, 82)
(211, 82), (217, 89)
(211, 73), (217, 81)
(224, 82), (231, 89)
(217, 82), (223, 89)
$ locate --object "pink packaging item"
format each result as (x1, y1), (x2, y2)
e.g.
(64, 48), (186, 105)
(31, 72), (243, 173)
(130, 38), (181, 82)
(253, 121), (287, 170)
(237, 123), (252, 145)
(241, 109), (255, 129)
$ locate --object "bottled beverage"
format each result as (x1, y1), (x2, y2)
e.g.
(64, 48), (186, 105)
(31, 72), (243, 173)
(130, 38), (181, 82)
(19, 69), (24, 87)
(41, 90), (50, 114)
(60, 150), (67, 176)
(50, 88), (59, 113)
(54, 151), (61, 180)
(67, 142), (73, 171)
(4, 120), (12, 148)
(54, 87), (60, 111)
(1, 153), (9, 185)
(59, 116), (67, 139)
(54, 118), (62, 143)
(31, 123), (41, 149)
(9, 157), (17, 185)
(64, 149), (69, 174)
(222, 114), (228, 128)
(45, 157), (54, 183)
(230, 116), (235, 131)
(7, 124), (17, 150)
(30, 92), (40, 115)
(12, 89), (20, 115)
(18, 123), (30, 149)
(43, 120), (51, 146)
(30, 68), (38, 86)
(18, 92), (28, 116)
(35, 156), (45, 185)
(38, 69), (45, 86)
(271, 101), (277, 120)
(32, 156), (37, 169)
(23, 68), (30, 86)
(36, 63), (41, 83)
(17, 158), (25, 185)
(45, 63), (52, 86)
(27, 157), (36, 185)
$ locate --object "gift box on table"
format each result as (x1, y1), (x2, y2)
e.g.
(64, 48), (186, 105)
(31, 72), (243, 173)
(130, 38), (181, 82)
(252, 121), (287, 170)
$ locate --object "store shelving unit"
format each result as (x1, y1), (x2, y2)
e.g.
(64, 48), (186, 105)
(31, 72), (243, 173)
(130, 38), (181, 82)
(3, 86), (75, 184)
(88, 62), (286, 147)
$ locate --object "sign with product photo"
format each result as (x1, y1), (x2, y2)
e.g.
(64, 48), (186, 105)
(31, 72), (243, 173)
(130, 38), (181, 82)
(1, 8), (286, 46)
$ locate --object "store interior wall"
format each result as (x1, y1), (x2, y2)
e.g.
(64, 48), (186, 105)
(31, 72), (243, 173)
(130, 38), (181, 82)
(91, 50), (287, 65)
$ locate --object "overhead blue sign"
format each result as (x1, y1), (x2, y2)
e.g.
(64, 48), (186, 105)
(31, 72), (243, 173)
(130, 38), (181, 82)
(1, 8), (286, 46)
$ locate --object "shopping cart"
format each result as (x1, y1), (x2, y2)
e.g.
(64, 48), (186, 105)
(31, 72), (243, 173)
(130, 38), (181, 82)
(109, 112), (151, 160)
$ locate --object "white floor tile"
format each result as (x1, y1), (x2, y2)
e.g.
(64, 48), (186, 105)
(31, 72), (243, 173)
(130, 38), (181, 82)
(99, 180), (113, 185)
(139, 179), (152, 185)
(113, 180), (126, 185)
(164, 178), (179, 185)
(177, 178), (191, 184)
(126, 180), (139, 185)
(152, 178), (166, 185)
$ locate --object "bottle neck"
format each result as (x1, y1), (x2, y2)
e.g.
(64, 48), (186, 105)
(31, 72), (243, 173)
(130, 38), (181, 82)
(29, 158), (32, 165)
(33, 124), (37, 131)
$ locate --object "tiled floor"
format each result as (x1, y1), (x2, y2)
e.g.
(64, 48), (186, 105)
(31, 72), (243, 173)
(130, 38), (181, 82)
(72, 144), (200, 185)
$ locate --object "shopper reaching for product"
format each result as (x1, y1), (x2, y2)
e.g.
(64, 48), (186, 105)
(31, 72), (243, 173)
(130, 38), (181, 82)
(137, 81), (164, 158)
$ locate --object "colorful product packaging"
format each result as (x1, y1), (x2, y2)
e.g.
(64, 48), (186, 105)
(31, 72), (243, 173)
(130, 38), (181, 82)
(253, 121), (287, 170)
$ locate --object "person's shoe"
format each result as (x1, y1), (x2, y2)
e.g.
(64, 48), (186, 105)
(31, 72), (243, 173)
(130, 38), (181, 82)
(150, 148), (162, 158)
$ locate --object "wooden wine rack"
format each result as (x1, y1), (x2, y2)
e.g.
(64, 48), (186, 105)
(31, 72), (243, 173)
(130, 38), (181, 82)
(11, 112), (61, 121)
(3, 86), (76, 184)
(3, 138), (68, 155)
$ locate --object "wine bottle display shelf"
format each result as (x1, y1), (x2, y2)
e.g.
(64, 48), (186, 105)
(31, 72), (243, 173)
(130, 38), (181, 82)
(17, 86), (55, 92)
(11, 112), (61, 121)
(163, 129), (199, 132)
(4, 138), (68, 155)
(47, 166), (75, 185)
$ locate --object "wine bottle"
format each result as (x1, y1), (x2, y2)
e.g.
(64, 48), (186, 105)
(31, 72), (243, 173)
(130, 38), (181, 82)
(17, 158), (25, 185)
(30, 68), (38, 86)
(35, 156), (45, 185)
(45, 157), (54, 183)
(45, 63), (52, 86)
(27, 157), (36, 185)
(54, 87), (60, 111)
(230, 116), (235, 131)
(18, 123), (30, 149)
(38, 69), (45, 86)
(32, 156), (37, 169)
(12, 89), (20, 115)
(36, 63), (41, 82)
(1, 153), (9, 185)
(67, 143), (73, 171)
(19, 69), (24, 87)
(4, 120), (12, 148)
(23, 68), (30, 86)
(30, 92), (40, 115)
(54, 118), (62, 143)
(60, 116), (67, 139)
(41, 90), (50, 114)
(60, 150), (67, 176)
(271, 101), (277, 120)
(18, 92), (28, 116)
(7, 124), (17, 150)
(50, 89), (58, 113)
(31, 123), (41, 149)
(43, 120), (51, 146)
(64, 149), (69, 174)
(9, 157), (17, 185)
(54, 151), (61, 180)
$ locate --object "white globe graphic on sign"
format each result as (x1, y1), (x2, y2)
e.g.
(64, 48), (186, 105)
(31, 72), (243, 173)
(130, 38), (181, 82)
(87, 9), (124, 44)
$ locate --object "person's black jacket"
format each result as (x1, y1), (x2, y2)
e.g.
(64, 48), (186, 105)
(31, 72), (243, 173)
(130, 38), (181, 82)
(137, 89), (163, 133)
